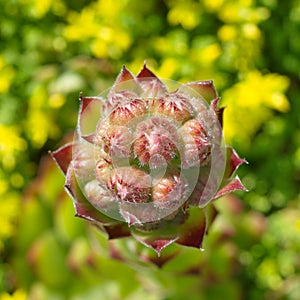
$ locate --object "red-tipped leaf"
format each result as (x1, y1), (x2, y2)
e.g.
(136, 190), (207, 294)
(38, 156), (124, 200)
(224, 147), (247, 179)
(179, 80), (218, 103)
(137, 64), (167, 97)
(131, 232), (178, 256)
(50, 143), (74, 175)
(110, 65), (141, 94)
(213, 176), (248, 199)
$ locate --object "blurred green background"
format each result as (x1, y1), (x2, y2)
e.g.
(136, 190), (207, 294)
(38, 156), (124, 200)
(0, 0), (299, 299)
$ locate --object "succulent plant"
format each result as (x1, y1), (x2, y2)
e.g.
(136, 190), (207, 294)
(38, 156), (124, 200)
(51, 64), (246, 255)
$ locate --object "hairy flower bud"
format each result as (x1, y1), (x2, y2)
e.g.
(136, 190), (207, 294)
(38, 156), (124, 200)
(179, 118), (211, 168)
(107, 167), (151, 203)
(133, 116), (178, 167)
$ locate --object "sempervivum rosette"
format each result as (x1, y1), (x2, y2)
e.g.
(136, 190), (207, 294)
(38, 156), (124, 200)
(51, 64), (247, 255)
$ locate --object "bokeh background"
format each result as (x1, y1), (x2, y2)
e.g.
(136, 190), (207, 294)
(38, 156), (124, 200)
(0, 0), (299, 299)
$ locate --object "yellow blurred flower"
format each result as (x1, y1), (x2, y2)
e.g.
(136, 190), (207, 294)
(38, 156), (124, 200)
(0, 125), (27, 170)
(216, 1), (267, 73)
(30, 0), (52, 17)
(0, 192), (20, 252)
(65, 8), (99, 40)
(218, 25), (237, 42)
(222, 71), (290, 144)
(0, 56), (15, 94)
(242, 23), (261, 40)
(26, 109), (59, 148)
(19, 0), (66, 18)
(26, 85), (60, 147)
(218, 1), (270, 24)
(0, 289), (27, 300)
(203, 0), (224, 12)
(64, 0), (131, 59)
(156, 58), (178, 79)
(0, 179), (8, 195)
(92, 29), (131, 58)
(91, 39), (109, 58)
(48, 93), (66, 109)
(295, 219), (300, 231)
(198, 43), (222, 65)
(19, 0), (67, 18)
(218, 3), (240, 23)
(94, 0), (126, 20)
(167, 1), (201, 30)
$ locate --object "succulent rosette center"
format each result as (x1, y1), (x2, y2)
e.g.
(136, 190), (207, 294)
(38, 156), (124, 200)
(134, 116), (178, 168)
(51, 64), (247, 254)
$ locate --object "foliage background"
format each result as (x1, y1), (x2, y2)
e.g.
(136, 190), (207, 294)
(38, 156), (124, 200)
(0, 0), (299, 299)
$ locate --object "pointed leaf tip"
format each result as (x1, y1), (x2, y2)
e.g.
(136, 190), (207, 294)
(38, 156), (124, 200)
(79, 96), (99, 112)
(226, 147), (247, 178)
(110, 66), (142, 95)
(131, 226), (178, 256)
(180, 81), (218, 103)
(136, 64), (167, 97)
(50, 143), (73, 175)
(138, 238), (177, 256)
(118, 65), (135, 83)
(214, 176), (248, 199)
(137, 64), (159, 79)
(231, 148), (247, 167)
(151, 240), (175, 256)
